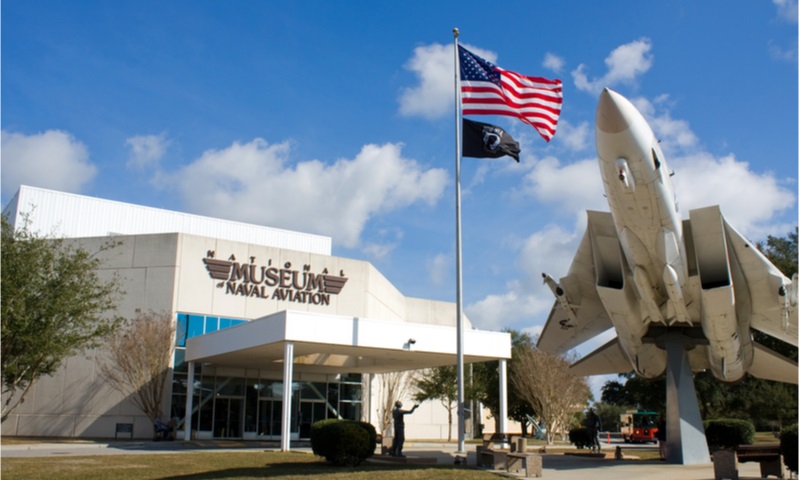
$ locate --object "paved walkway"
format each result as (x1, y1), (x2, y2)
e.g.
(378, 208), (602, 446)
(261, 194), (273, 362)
(1, 439), (786, 480)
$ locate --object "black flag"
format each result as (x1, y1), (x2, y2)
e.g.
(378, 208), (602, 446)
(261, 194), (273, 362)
(462, 118), (521, 162)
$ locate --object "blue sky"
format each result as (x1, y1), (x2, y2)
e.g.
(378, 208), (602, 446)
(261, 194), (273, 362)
(3, 1), (798, 392)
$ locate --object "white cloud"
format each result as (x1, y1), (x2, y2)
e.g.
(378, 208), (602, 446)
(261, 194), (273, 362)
(362, 242), (397, 261)
(553, 120), (592, 152)
(635, 95), (795, 239)
(1, 130), (96, 195)
(466, 284), (553, 331)
(522, 156), (606, 216)
(519, 224), (582, 288)
(466, 224), (583, 331)
(773, 0), (798, 23)
(671, 152), (796, 239)
(398, 43), (454, 119)
(172, 139), (448, 248)
(543, 53), (565, 74)
(427, 253), (449, 287)
(632, 96), (699, 150)
(573, 38), (654, 94)
(125, 133), (169, 170)
(398, 43), (497, 119)
(769, 40), (798, 62)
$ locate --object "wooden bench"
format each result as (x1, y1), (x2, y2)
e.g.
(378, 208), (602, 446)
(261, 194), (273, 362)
(736, 444), (783, 479)
(507, 452), (542, 477)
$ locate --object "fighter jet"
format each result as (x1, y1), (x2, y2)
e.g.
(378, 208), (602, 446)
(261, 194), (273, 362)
(538, 88), (798, 385)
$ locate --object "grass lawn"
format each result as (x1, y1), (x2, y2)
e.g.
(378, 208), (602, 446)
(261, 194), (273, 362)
(1, 451), (507, 480)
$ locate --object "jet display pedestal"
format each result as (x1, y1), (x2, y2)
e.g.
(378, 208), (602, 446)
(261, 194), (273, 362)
(663, 335), (711, 465)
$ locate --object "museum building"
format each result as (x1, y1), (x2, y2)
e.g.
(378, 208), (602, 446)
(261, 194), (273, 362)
(2, 185), (512, 448)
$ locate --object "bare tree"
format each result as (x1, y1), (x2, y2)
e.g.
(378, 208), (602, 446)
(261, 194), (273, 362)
(414, 366), (458, 441)
(101, 311), (176, 423)
(375, 370), (416, 436)
(511, 347), (590, 444)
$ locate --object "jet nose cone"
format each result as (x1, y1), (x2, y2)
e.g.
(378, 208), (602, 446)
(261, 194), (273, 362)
(596, 88), (630, 134)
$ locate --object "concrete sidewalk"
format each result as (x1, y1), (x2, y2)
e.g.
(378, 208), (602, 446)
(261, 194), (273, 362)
(1, 439), (785, 479)
(397, 442), (777, 480)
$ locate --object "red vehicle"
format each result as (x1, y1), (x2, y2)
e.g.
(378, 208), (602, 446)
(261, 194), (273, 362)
(620, 410), (659, 443)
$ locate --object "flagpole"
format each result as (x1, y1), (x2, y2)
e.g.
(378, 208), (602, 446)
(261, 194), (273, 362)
(453, 27), (466, 455)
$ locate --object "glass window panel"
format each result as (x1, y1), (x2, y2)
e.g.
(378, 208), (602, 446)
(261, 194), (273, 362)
(341, 383), (362, 401)
(217, 377), (246, 396)
(232, 319), (246, 327)
(187, 315), (205, 339)
(260, 381), (283, 399)
(300, 382), (326, 401)
(172, 373), (187, 395)
(173, 349), (186, 372)
(245, 381), (259, 433)
(327, 383), (339, 407)
(170, 393), (185, 421)
(340, 373), (362, 383)
(220, 318), (232, 330)
(339, 402), (362, 421)
(206, 317), (219, 333)
(175, 314), (189, 347)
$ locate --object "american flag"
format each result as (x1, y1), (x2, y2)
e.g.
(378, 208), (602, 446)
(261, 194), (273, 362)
(459, 45), (562, 142)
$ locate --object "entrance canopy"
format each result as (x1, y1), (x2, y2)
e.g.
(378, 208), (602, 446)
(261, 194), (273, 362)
(186, 310), (512, 374)
(184, 310), (512, 450)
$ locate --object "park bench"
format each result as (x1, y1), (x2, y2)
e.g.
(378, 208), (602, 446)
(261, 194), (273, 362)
(477, 433), (542, 475)
(507, 451), (543, 477)
(713, 444), (784, 480)
(477, 433), (512, 468)
(736, 444), (783, 479)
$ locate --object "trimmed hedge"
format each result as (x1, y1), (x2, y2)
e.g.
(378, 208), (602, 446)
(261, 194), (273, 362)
(310, 419), (376, 467)
(568, 427), (593, 449)
(703, 419), (755, 450)
(780, 424), (798, 474)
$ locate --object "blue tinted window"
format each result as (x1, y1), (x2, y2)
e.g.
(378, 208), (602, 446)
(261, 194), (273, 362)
(175, 314), (189, 347)
(187, 315), (204, 339)
(232, 319), (246, 327)
(220, 318), (232, 330)
(206, 317), (219, 333)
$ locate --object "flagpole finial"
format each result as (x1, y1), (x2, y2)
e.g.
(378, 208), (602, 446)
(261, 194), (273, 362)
(453, 28), (459, 38)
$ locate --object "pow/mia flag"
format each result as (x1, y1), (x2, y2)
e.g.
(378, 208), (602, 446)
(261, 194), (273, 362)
(462, 118), (521, 162)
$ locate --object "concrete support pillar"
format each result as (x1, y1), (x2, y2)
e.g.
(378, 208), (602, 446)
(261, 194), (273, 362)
(664, 338), (710, 465)
(183, 361), (195, 441)
(499, 358), (508, 440)
(281, 341), (294, 452)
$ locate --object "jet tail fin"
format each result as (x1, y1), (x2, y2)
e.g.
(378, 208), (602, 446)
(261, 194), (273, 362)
(748, 342), (798, 384)
(569, 337), (633, 376)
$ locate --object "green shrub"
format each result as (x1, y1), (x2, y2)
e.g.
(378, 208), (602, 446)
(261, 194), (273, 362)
(356, 421), (377, 448)
(780, 424), (798, 474)
(703, 419), (754, 450)
(309, 419), (375, 466)
(310, 418), (341, 458)
(569, 427), (592, 449)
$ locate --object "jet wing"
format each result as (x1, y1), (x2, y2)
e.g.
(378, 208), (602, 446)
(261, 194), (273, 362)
(722, 216), (798, 347)
(537, 211), (615, 354)
(568, 337), (632, 376)
(748, 342), (798, 384)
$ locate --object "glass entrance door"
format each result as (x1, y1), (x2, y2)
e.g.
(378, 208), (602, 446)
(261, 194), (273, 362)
(257, 397), (301, 439)
(258, 399), (283, 439)
(299, 401), (327, 438)
(214, 397), (243, 438)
